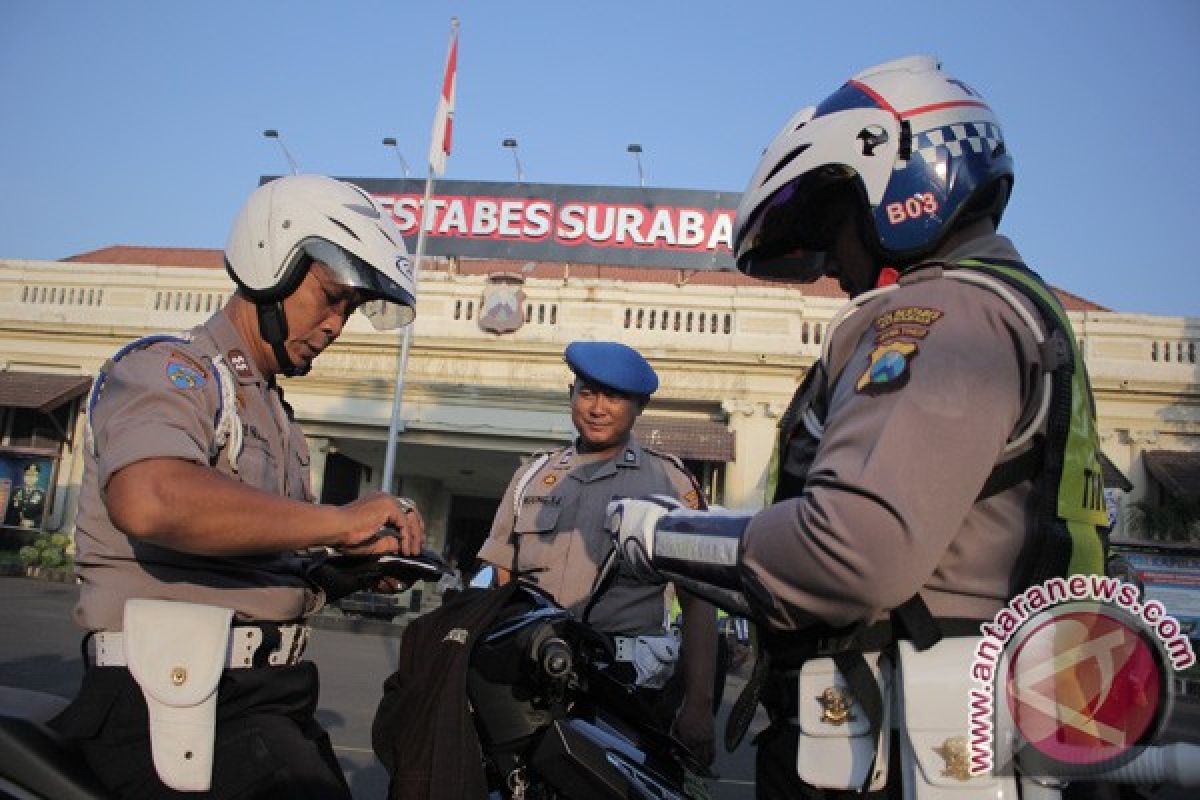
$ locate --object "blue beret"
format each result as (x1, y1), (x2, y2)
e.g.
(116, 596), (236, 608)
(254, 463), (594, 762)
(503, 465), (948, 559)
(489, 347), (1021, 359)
(564, 341), (658, 397)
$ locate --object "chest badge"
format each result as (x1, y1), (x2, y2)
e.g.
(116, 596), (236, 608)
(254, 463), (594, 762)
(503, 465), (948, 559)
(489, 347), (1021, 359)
(166, 361), (206, 389)
(856, 341), (918, 395)
(542, 474), (558, 487)
(228, 349), (254, 379)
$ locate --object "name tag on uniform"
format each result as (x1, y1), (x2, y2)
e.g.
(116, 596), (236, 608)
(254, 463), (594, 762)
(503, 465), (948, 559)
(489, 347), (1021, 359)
(522, 496), (562, 506)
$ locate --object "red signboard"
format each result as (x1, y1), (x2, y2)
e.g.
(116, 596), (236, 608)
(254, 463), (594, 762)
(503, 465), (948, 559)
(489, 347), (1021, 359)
(327, 177), (741, 271)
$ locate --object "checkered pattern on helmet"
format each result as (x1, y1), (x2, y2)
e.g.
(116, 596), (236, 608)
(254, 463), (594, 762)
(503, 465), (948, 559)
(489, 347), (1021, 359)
(896, 121), (1003, 170)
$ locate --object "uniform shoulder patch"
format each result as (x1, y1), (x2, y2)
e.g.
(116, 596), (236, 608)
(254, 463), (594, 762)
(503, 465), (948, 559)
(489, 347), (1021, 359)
(873, 306), (944, 344)
(167, 350), (210, 379)
(857, 341), (918, 395)
(165, 360), (207, 390)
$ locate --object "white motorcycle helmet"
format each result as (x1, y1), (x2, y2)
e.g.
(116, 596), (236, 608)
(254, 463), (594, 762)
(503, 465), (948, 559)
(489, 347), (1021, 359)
(732, 55), (1013, 282)
(225, 175), (416, 375)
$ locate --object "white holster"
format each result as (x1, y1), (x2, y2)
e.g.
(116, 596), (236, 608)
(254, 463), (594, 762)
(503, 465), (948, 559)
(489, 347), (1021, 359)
(123, 598), (233, 792)
(794, 653), (890, 791)
(896, 637), (1019, 799)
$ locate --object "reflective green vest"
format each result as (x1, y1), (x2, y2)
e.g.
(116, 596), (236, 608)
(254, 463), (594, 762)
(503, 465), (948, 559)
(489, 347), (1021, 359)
(767, 258), (1108, 581)
(957, 259), (1108, 578)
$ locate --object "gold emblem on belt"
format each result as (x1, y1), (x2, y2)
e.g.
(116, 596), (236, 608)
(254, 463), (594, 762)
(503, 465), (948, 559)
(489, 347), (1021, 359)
(934, 736), (971, 781)
(816, 686), (855, 725)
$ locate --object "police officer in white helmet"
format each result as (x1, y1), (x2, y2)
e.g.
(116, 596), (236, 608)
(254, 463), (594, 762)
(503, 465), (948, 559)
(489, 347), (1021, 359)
(608, 56), (1110, 798)
(51, 175), (426, 799)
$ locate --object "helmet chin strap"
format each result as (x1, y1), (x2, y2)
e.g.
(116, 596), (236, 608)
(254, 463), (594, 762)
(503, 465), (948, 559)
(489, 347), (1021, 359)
(255, 301), (310, 378)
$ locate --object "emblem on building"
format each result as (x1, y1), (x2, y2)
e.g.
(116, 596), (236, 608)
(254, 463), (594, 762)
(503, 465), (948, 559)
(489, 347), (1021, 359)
(816, 686), (856, 725)
(478, 273), (527, 335)
(934, 736), (971, 781)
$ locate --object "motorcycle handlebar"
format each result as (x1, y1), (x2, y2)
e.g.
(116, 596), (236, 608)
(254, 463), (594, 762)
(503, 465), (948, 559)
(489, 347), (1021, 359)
(1049, 743), (1200, 787)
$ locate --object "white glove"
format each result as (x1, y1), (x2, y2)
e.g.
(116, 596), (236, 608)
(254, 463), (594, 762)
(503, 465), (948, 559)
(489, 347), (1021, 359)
(605, 495), (680, 583)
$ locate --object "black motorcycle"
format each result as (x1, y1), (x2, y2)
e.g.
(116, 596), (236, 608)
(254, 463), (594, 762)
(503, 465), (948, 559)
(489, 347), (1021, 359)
(0, 552), (709, 800)
(457, 572), (711, 800)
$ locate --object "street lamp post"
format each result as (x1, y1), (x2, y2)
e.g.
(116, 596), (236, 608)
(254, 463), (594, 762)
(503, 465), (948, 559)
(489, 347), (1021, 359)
(502, 137), (524, 183)
(381, 137), (411, 179)
(626, 143), (645, 188)
(262, 129), (300, 175)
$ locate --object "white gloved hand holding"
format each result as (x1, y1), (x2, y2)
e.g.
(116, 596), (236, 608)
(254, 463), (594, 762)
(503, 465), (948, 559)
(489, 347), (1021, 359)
(605, 495), (680, 583)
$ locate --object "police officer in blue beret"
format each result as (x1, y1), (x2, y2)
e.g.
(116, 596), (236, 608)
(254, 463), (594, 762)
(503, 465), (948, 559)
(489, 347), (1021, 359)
(477, 340), (719, 765)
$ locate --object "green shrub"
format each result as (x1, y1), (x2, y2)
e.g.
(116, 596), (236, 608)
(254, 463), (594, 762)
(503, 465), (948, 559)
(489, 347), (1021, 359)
(18, 545), (40, 566)
(1129, 497), (1200, 543)
(39, 548), (65, 568)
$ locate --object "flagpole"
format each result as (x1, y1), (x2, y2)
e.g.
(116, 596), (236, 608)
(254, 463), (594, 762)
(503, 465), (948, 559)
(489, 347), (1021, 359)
(381, 17), (458, 494)
(381, 169), (434, 493)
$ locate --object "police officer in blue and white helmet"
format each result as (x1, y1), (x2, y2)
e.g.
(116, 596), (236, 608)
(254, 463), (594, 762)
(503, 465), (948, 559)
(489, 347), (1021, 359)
(608, 56), (1110, 797)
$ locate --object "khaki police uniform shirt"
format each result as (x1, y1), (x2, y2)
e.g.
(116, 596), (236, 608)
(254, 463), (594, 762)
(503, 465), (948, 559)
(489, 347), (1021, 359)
(479, 437), (704, 636)
(741, 233), (1046, 631)
(73, 309), (320, 631)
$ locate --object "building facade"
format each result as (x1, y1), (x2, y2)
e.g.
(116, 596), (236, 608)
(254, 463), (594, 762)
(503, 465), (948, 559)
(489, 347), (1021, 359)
(1, 178), (1197, 565)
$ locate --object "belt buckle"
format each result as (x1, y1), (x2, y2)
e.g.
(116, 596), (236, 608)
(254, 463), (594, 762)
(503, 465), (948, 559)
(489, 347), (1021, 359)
(614, 636), (634, 662)
(250, 623), (284, 668)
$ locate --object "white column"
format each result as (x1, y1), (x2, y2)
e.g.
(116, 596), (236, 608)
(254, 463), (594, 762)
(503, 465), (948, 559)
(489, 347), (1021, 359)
(721, 399), (783, 511)
(305, 436), (331, 503)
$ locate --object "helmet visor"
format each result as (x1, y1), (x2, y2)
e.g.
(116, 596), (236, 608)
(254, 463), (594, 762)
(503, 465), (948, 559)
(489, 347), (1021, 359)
(734, 167), (856, 282)
(300, 238), (416, 330)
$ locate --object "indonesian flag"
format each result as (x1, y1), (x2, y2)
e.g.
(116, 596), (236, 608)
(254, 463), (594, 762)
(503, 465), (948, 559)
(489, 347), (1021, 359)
(428, 18), (458, 177)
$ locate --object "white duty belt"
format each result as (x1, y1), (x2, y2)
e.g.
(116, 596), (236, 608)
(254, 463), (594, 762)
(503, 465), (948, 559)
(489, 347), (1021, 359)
(92, 622), (309, 669)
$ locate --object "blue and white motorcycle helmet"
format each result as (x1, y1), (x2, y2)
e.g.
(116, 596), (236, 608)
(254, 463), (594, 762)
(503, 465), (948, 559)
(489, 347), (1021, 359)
(732, 55), (1014, 281)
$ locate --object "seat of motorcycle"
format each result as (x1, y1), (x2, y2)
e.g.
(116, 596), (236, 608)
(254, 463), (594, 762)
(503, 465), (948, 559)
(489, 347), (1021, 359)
(0, 686), (111, 800)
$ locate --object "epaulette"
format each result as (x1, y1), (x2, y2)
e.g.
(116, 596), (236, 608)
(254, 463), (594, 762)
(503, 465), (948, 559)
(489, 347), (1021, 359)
(643, 446), (708, 510)
(642, 445), (687, 472)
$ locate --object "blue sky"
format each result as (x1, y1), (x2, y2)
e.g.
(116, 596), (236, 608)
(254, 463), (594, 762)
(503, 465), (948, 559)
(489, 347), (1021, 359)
(1, 1), (1197, 317)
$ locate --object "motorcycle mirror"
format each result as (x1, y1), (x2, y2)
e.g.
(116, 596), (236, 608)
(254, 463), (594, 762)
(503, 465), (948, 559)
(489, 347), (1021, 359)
(469, 565), (498, 589)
